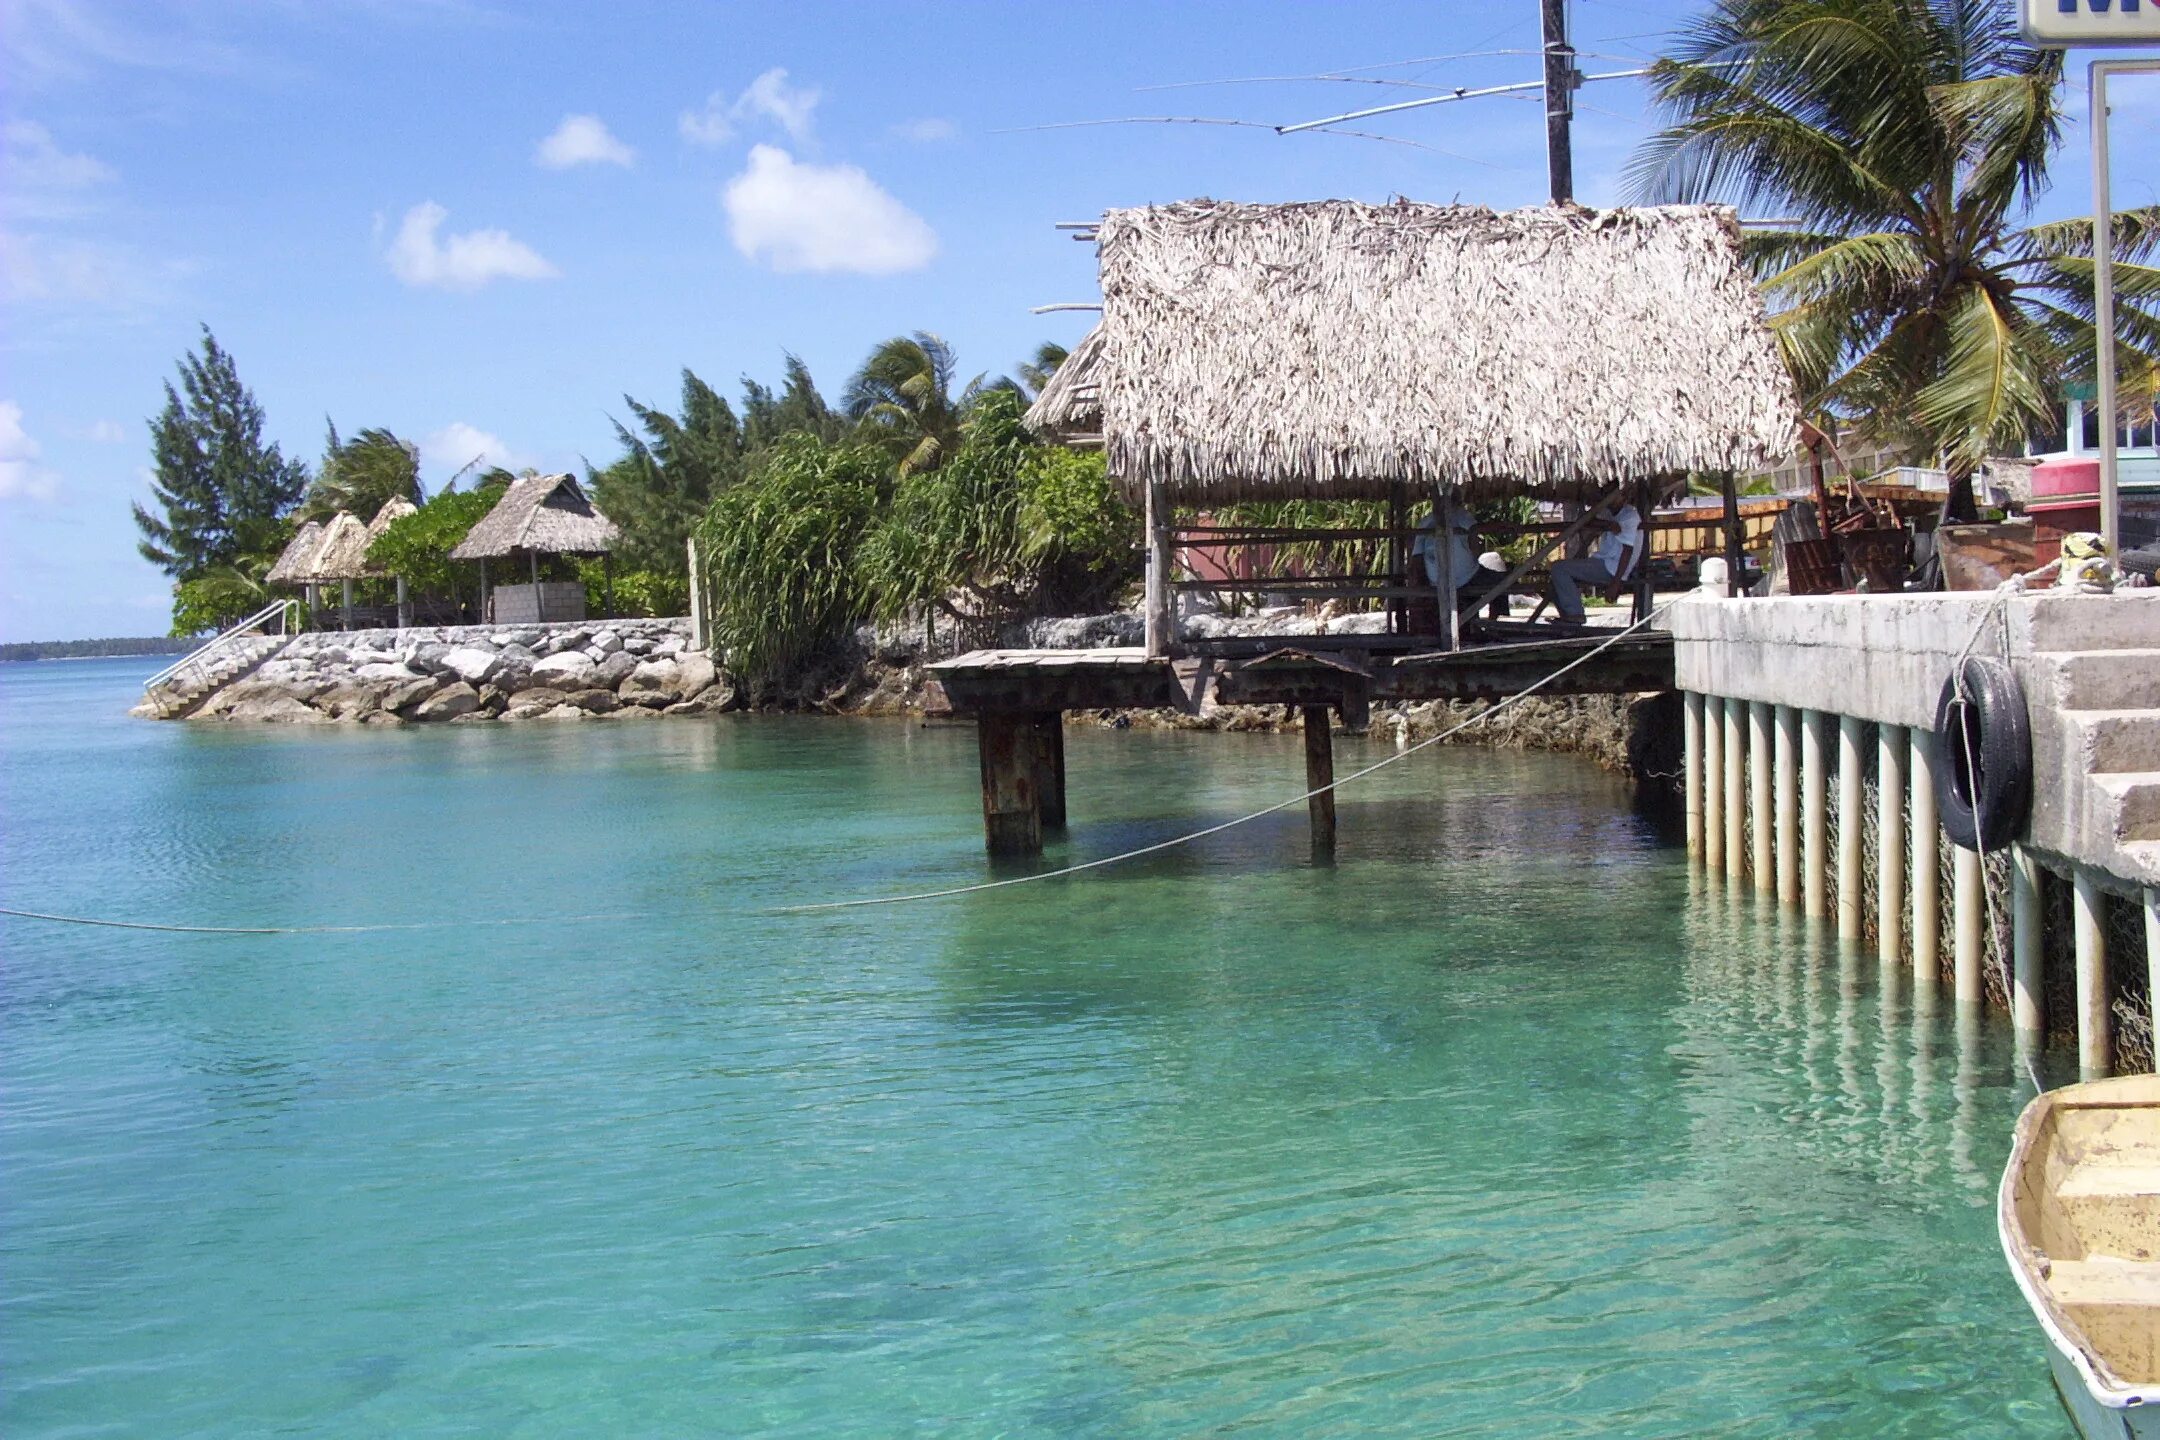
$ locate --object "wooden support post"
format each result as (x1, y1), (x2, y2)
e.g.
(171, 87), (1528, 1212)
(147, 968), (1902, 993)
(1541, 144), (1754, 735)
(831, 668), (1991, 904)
(1802, 709), (1829, 919)
(976, 710), (1042, 857)
(1749, 701), (1773, 893)
(395, 575), (410, 630)
(1144, 480), (1173, 659)
(2012, 846), (2044, 1036)
(687, 538), (706, 650)
(1303, 705), (1336, 850)
(341, 577), (355, 630)
(1432, 485), (1460, 652)
(1954, 848), (1984, 1006)
(1878, 724), (1907, 965)
(1684, 692), (1705, 861)
(1032, 711), (1066, 830)
(1724, 696), (1746, 883)
(1720, 470), (1745, 597)
(2074, 869), (2110, 1079)
(1388, 483), (1408, 637)
(1838, 715), (1865, 940)
(1703, 696), (1725, 875)
(1774, 704), (1799, 905)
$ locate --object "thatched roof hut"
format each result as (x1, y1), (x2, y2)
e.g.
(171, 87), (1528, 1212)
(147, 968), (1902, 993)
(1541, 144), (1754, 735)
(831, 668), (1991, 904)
(302, 512), (377, 582)
(265, 520), (326, 586)
(449, 473), (617, 562)
(1026, 200), (1800, 504)
(367, 496), (418, 542)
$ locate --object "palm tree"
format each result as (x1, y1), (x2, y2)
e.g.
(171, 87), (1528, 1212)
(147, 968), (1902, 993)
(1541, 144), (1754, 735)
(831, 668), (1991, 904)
(1631, 0), (2158, 518)
(302, 423), (423, 521)
(844, 332), (995, 476)
(1016, 341), (1070, 399)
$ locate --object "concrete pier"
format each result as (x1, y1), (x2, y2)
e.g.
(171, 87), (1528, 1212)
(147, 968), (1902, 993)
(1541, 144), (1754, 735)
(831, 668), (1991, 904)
(1724, 698), (1746, 884)
(1910, 730), (1940, 989)
(2073, 869), (2109, 1079)
(1704, 697), (1725, 874)
(1684, 693), (1705, 861)
(1775, 704), (1799, 906)
(2013, 846), (2045, 1037)
(1954, 847), (1984, 1005)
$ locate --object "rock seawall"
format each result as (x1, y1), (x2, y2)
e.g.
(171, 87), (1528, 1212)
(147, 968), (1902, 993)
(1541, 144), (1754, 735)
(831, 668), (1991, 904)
(162, 619), (734, 724)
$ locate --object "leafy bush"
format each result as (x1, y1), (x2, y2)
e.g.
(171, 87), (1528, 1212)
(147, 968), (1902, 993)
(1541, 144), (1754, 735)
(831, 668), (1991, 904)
(694, 436), (888, 681)
(576, 562), (687, 619)
(365, 490), (496, 598)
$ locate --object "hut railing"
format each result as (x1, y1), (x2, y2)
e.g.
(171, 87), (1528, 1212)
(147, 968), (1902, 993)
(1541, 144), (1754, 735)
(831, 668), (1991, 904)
(143, 598), (298, 694)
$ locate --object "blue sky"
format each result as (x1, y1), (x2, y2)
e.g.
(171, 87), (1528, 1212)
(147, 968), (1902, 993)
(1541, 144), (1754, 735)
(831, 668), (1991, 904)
(1, 0), (2153, 643)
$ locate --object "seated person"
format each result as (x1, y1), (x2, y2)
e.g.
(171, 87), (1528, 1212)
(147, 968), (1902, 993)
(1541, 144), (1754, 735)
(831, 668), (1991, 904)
(1548, 503), (1642, 624)
(1413, 504), (1508, 614)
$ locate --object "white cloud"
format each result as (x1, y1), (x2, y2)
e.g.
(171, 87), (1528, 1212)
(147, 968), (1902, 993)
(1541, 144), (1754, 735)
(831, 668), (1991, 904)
(679, 66), (820, 147)
(385, 202), (558, 291)
(722, 145), (937, 275)
(3, 120), (115, 218)
(420, 422), (531, 485)
(0, 402), (60, 502)
(892, 118), (956, 144)
(535, 113), (635, 170)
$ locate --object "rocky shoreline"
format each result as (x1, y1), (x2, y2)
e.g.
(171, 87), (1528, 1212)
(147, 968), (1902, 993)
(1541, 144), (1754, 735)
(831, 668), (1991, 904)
(149, 618), (732, 725)
(145, 612), (1669, 783)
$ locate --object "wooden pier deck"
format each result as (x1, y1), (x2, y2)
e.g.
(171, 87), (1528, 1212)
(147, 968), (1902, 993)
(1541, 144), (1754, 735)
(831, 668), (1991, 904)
(927, 632), (1674, 854)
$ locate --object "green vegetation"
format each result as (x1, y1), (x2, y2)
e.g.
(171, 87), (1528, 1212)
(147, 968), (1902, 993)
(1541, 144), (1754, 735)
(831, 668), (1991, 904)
(1, 637), (195, 662)
(365, 489), (496, 599)
(133, 327), (309, 588)
(302, 424), (421, 522)
(1636, 0), (2160, 514)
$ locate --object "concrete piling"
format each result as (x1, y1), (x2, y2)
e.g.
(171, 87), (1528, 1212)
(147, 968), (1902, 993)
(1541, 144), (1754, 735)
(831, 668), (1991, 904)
(1877, 724), (1907, 966)
(1704, 697), (1725, 875)
(1909, 730), (1940, 990)
(1838, 716), (1865, 941)
(1724, 698), (1746, 884)
(1774, 705), (1799, 906)
(1802, 709), (1828, 920)
(1684, 693), (1705, 861)
(2012, 846), (2045, 1038)
(1750, 702), (1774, 894)
(1954, 848), (1984, 1006)
(2074, 869), (2110, 1080)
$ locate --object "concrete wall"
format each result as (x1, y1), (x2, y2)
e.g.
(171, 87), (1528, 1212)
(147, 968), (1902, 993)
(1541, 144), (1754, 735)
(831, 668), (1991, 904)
(1670, 591), (2160, 888)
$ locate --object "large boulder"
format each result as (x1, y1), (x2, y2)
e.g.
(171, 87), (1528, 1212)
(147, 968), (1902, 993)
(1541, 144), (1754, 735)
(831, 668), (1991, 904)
(530, 651), (596, 690)
(675, 650), (717, 699)
(564, 688), (620, 714)
(592, 649), (639, 688)
(505, 686), (570, 712)
(618, 657), (684, 707)
(407, 681), (481, 721)
(223, 693), (333, 724)
(587, 629), (623, 656)
(355, 660), (421, 682)
(377, 674), (444, 712)
(441, 646), (501, 685)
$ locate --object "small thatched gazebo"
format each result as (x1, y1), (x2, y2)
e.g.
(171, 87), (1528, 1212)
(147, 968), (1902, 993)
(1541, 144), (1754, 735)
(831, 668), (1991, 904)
(1027, 199), (1799, 654)
(449, 472), (618, 624)
(265, 520), (326, 588)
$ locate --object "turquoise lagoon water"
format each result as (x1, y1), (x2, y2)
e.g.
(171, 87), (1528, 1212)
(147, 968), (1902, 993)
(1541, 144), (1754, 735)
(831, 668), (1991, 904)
(1, 657), (2073, 1437)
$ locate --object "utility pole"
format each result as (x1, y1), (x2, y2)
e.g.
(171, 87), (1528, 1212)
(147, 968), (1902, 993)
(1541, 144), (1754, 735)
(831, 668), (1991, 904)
(1541, 0), (1577, 203)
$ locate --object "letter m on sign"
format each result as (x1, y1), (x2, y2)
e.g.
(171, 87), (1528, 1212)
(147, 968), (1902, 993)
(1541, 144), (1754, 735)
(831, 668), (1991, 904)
(2062, 0), (2140, 11)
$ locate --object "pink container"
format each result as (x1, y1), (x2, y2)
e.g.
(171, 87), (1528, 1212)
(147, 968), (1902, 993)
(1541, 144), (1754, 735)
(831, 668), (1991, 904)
(2031, 457), (2101, 502)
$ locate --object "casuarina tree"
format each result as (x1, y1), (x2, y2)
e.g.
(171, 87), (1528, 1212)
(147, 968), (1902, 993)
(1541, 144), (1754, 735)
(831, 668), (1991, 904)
(133, 326), (309, 579)
(1632, 0), (2159, 518)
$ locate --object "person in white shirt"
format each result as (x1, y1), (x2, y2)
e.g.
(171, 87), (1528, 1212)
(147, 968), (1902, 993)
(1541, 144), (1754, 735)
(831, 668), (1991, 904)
(1413, 503), (1509, 616)
(1548, 503), (1643, 624)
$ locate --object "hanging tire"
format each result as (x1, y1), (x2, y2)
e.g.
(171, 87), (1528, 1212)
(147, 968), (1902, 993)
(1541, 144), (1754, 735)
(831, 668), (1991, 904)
(1934, 656), (2031, 852)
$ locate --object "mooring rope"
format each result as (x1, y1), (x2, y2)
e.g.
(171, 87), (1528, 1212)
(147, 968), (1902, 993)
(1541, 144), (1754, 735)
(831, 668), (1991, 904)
(1, 607), (1672, 933)
(772, 605), (1675, 914)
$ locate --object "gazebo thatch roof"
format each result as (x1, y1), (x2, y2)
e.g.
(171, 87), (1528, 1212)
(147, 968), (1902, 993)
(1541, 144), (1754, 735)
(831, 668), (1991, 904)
(1025, 199), (1800, 504)
(304, 512), (377, 582)
(367, 496), (418, 540)
(449, 473), (617, 561)
(265, 520), (326, 586)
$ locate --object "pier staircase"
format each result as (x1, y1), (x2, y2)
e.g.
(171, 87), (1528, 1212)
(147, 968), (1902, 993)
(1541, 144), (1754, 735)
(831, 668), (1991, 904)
(136, 600), (298, 720)
(2043, 630), (2160, 888)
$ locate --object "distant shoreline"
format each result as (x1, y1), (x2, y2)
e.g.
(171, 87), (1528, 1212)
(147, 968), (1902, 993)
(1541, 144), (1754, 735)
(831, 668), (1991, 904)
(0, 639), (194, 663)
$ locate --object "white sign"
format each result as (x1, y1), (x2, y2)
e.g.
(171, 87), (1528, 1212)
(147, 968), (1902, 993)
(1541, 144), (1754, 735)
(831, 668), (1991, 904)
(2024, 0), (2160, 46)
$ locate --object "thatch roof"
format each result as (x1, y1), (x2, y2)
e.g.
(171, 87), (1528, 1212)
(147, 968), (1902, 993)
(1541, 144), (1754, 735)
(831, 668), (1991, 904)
(448, 473), (617, 561)
(305, 512), (377, 581)
(265, 520), (326, 585)
(1025, 199), (1800, 504)
(367, 496), (418, 539)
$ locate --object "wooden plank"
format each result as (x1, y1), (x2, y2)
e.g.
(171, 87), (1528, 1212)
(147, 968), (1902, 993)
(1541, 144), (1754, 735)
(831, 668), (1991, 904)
(1304, 706), (1336, 851)
(977, 710), (1042, 856)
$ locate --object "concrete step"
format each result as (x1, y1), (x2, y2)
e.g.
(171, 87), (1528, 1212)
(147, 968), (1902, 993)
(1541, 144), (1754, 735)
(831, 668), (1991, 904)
(2115, 840), (2160, 889)
(2052, 649), (2160, 711)
(2070, 708), (2160, 775)
(2093, 772), (2160, 844)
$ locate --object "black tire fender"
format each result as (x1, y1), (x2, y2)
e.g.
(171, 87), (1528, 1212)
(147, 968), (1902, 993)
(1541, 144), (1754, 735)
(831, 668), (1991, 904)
(1934, 655), (2032, 852)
